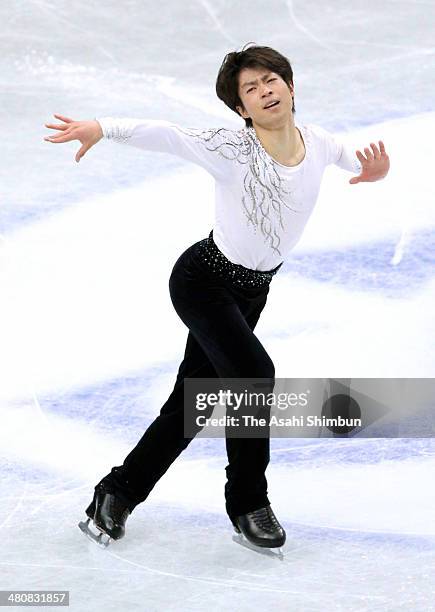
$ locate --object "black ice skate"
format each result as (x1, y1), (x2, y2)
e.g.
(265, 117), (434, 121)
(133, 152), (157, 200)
(78, 483), (131, 548)
(231, 505), (286, 553)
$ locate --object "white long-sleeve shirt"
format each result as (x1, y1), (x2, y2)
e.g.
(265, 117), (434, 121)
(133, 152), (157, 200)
(97, 117), (361, 271)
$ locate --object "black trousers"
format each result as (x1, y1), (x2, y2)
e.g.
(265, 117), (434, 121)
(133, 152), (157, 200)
(96, 235), (281, 520)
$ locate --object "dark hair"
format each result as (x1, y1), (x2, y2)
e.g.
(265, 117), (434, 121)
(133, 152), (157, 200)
(215, 43), (295, 128)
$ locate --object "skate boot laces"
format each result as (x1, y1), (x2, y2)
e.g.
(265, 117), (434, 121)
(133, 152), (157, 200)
(250, 506), (281, 534)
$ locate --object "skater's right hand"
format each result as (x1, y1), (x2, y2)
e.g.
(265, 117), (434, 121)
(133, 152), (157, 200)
(44, 114), (104, 162)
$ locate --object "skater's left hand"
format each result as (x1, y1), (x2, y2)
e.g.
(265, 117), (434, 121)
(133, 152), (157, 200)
(349, 141), (390, 184)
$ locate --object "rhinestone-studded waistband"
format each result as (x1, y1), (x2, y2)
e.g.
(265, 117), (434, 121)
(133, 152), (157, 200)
(195, 230), (283, 288)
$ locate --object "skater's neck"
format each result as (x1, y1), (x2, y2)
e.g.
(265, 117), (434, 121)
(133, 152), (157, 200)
(252, 118), (305, 167)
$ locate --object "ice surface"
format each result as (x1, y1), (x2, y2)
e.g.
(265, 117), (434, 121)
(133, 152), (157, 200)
(1, 1), (434, 610)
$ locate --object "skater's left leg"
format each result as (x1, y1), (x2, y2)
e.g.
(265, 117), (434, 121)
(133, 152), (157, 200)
(224, 436), (270, 520)
(168, 287), (274, 522)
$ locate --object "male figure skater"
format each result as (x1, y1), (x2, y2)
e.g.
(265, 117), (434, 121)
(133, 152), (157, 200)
(44, 44), (389, 550)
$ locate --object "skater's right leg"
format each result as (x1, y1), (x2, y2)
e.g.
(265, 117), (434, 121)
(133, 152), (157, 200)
(81, 333), (218, 544)
(95, 332), (220, 509)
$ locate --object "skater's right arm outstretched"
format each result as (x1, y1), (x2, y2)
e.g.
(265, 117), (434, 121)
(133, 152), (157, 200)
(44, 114), (237, 181)
(44, 114), (103, 163)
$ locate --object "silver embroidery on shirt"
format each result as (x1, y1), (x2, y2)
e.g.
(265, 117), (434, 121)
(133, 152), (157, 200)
(174, 125), (304, 257)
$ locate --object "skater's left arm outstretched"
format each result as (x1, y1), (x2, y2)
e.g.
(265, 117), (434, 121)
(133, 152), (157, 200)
(313, 125), (390, 184)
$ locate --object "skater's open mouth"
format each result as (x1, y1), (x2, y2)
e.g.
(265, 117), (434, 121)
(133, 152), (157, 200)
(264, 101), (280, 109)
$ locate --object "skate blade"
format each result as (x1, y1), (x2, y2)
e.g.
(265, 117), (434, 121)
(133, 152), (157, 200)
(78, 518), (111, 548)
(232, 532), (284, 560)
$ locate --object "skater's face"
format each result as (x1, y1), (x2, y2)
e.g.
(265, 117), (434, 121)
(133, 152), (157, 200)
(236, 66), (294, 129)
